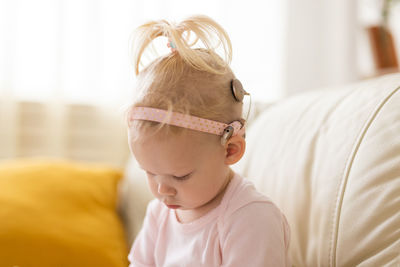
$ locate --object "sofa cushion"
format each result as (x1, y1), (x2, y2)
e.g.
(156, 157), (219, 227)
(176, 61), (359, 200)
(0, 159), (129, 267)
(233, 73), (400, 266)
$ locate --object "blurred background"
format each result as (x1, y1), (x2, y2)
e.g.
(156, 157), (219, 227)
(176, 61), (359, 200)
(0, 0), (399, 167)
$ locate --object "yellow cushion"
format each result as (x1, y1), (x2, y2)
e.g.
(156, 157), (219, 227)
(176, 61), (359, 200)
(0, 159), (128, 267)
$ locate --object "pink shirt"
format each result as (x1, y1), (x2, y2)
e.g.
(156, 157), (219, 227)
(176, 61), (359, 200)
(128, 173), (291, 267)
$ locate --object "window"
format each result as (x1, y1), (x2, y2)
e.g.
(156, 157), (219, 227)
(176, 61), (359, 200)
(0, 0), (286, 105)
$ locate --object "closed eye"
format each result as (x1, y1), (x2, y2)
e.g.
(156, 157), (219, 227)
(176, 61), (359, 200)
(173, 173), (192, 181)
(145, 171), (192, 181)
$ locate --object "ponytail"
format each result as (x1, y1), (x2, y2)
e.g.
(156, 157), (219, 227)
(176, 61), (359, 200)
(131, 15), (232, 75)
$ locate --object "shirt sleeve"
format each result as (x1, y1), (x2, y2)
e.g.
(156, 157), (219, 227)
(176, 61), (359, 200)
(128, 200), (158, 267)
(220, 201), (291, 267)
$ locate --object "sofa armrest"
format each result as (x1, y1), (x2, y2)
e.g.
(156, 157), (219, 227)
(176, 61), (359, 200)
(233, 73), (400, 266)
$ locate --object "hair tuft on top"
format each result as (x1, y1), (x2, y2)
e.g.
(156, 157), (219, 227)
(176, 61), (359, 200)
(131, 15), (232, 75)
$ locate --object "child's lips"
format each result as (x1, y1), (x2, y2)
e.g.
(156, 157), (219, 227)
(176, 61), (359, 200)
(165, 204), (181, 209)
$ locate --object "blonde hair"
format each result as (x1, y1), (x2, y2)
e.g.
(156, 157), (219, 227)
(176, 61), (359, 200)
(128, 15), (244, 138)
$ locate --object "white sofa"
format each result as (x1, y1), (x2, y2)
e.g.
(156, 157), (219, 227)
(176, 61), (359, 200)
(119, 73), (400, 266)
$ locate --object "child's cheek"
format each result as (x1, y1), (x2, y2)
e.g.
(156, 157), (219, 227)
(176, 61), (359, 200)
(147, 177), (159, 197)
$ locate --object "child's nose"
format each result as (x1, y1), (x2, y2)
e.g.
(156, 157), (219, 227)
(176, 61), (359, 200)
(157, 182), (176, 196)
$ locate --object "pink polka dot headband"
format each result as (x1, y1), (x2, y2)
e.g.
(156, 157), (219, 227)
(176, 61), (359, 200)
(129, 107), (245, 144)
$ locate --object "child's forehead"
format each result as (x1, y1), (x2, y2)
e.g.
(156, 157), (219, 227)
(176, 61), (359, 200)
(132, 128), (220, 160)
(135, 127), (217, 145)
(132, 129), (221, 173)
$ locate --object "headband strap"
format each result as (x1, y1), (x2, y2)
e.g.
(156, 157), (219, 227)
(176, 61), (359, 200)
(130, 107), (245, 137)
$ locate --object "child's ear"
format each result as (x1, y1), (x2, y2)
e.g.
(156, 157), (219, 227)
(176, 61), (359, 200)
(224, 135), (246, 165)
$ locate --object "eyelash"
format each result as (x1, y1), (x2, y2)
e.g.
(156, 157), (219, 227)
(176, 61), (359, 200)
(146, 172), (192, 181)
(173, 174), (191, 181)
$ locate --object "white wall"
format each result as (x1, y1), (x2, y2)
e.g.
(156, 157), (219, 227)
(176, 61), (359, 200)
(283, 0), (359, 95)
